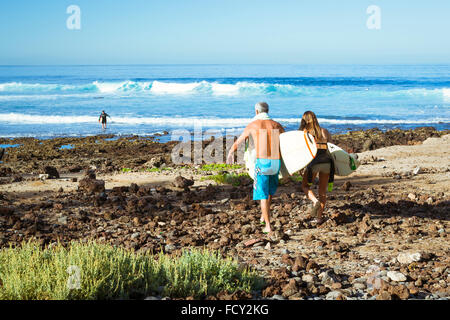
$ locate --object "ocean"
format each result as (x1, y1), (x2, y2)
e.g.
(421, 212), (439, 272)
(0, 64), (449, 141)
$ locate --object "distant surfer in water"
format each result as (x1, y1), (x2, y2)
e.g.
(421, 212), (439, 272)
(227, 102), (285, 235)
(98, 110), (111, 130)
(300, 111), (333, 225)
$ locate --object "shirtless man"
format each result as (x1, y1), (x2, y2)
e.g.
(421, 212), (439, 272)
(227, 102), (285, 235)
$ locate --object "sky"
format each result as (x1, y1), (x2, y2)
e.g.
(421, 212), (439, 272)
(0, 0), (449, 65)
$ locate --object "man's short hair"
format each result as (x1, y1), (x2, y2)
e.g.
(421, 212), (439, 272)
(255, 102), (269, 113)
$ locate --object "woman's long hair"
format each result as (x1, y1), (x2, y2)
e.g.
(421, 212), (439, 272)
(299, 111), (323, 141)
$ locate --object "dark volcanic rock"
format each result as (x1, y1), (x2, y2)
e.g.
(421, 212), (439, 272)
(44, 166), (59, 179)
(145, 156), (165, 168)
(282, 279), (299, 297)
(363, 139), (374, 151)
(342, 181), (352, 191)
(78, 178), (105, 193)
(332, 127), (448, 153)
(68, 165), (82, 173)
(0, 206), (14, 216)
(129, 183), (140, 193)
(173, 176), (194, 189)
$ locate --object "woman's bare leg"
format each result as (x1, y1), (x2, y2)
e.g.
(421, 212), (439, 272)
(317, 172), (329, 221)
(302, 171), (318, 204)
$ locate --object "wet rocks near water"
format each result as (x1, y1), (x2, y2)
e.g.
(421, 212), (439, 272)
(332, 127), (448, 153)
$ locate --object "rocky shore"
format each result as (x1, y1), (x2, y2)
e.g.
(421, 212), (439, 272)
(0, 127), (449, 300)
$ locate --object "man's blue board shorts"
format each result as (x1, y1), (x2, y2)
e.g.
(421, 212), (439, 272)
(253, 158), (280, 200)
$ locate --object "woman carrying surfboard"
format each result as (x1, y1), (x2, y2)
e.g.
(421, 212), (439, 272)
(299, 111), (333, 225)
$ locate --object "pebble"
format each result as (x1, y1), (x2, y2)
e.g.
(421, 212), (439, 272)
(130, 232), (140, 239)
(326, 291), (344, 300)
(397, 252), (421, 264)
(352, 277), (367, 284)
(302, 274), (315, 283)
(387, 271), (407, 282)
(407, 193), (416, 201)
(164, 244), (176, 252)
(353, 283), (367, 290)
(57, 216), (68, 225)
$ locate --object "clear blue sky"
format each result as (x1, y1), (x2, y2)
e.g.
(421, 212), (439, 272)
(0, 0), (449, 65)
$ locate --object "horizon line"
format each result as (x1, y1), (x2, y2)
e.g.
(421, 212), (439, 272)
(1, 63), (450, 67)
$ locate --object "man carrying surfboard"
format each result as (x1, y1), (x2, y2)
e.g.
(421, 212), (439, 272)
(227, 102), (285, 235)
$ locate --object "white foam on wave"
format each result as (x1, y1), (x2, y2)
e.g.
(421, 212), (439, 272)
(0, 82), (95, 92)
(210, 83), (240, 95)
(443, 88), (450, 99)
(93, 81), (124, 93)
(0, 113), (448, 126)
(149, 80), (202, 94)
(1, 81), (449, 99)
(0, 93), (98, 101)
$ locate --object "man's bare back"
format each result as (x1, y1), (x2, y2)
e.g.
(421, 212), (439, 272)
(246, 119), (285, 159)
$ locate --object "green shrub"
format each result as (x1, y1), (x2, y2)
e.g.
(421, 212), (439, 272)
(200, 164), (243, 171)
(290, 172), (303, 183)
(0, 241), (263, 300)
(201, 173), (251, 186)
(121, 168), (132, 173)
(144, 167), (172, 172)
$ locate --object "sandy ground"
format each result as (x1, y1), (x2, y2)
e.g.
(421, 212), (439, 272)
(3, 134), (448, 198)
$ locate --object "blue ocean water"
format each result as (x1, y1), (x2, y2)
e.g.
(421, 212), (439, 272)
(0, 65), (449, 140)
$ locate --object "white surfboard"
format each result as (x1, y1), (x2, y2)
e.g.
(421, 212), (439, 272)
(327, 143), (359, 176)
(244, 138), (257, 180)
(279, 130), (318, 175)
(244, 137), (289, 180)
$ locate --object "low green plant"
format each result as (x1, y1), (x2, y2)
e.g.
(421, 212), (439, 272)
(121, 168), (132, 173)
(144, 167), (172, 172)
(290, 172), (303, 183)
(200, 163), (243, 171)
(201, 172), (251, 187)
(0, 240), (263, 300)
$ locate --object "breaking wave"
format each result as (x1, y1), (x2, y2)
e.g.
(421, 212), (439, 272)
(0, 81), (449, 98)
